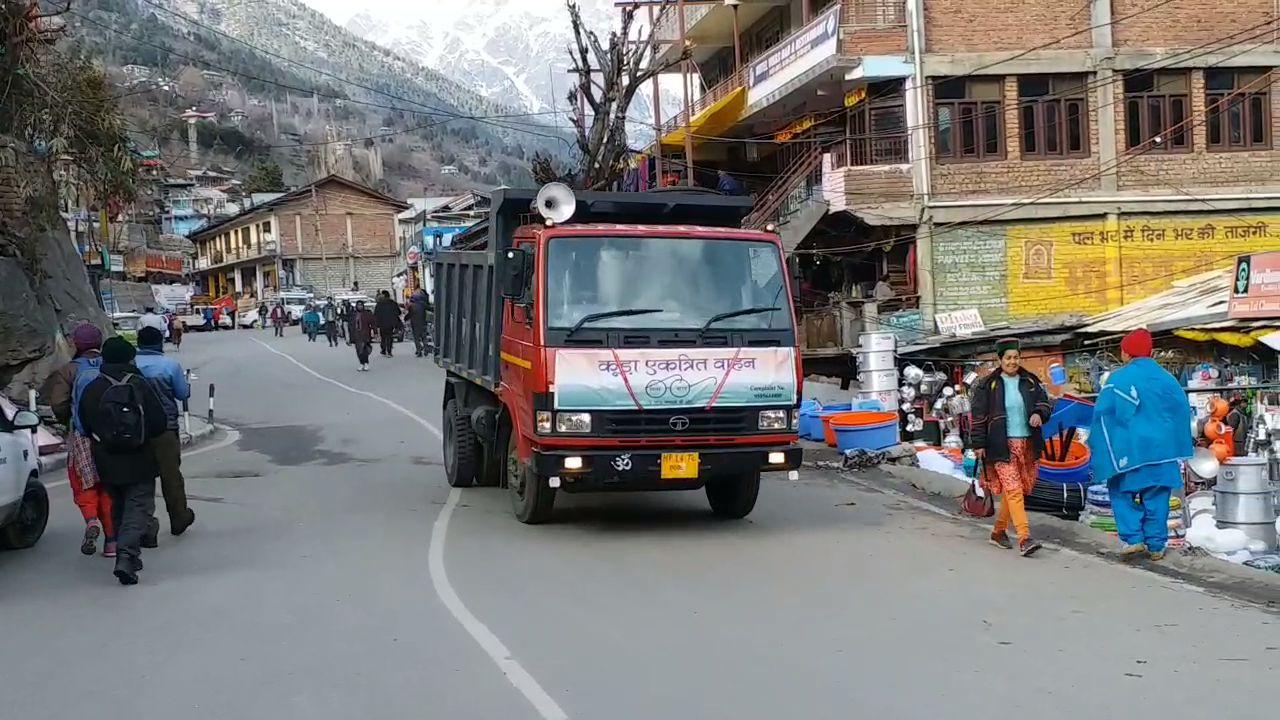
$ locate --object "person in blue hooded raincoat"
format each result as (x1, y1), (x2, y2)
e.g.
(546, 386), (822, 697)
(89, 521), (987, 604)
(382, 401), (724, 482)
(1087, 328), (1192, 561)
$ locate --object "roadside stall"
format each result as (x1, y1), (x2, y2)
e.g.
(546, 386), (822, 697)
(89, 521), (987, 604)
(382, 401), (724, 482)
(1073, 261), (1280, 571)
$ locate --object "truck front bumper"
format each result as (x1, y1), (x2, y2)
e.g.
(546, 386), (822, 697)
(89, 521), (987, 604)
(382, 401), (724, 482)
(530, 444), (803, 493)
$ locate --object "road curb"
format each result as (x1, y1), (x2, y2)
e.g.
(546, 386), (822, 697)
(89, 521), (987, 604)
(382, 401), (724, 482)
(39, 418), (220, 475)
(806, 453), (1280, 613)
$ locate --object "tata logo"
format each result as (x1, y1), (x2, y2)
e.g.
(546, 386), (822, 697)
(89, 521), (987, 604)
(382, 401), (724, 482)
(668, 416), (690, 431)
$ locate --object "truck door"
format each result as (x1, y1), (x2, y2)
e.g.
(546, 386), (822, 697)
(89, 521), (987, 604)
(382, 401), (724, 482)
(499, 238), (538, 441)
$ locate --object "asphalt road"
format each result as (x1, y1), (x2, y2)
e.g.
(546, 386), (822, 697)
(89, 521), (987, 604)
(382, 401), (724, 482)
(3, 329), (1276, 719)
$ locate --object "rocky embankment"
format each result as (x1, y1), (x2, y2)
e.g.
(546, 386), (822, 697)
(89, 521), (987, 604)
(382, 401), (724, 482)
(0, 138), (110, 401)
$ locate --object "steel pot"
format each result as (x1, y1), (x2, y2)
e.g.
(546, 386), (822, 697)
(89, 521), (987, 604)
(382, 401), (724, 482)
(1187, 447), (1220, 481)
(899, 384), (917, 402)
(962, 369), (979, 386)
(1217, 456), (1270, 492)
(902, 364), (925, 385)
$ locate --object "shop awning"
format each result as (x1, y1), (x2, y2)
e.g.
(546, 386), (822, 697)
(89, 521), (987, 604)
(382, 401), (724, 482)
(660, 86), (746, 147)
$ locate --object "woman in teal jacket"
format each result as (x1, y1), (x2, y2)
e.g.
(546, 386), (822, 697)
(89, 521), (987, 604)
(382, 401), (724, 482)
(1087, 329), (1193, 561)
(302, 305), (322, 342)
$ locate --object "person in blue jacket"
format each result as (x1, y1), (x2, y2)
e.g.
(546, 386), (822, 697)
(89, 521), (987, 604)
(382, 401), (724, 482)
(134, 326), (196, 540)
(1087, 328), (1192, 561)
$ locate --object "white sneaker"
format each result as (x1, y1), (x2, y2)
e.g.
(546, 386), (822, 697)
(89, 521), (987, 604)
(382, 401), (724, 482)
(362, 363), (370, 371)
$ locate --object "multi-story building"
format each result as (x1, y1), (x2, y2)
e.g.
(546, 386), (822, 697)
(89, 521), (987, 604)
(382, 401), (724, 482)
(652, 0), (1280, 333)
(189, 175), (409, 300)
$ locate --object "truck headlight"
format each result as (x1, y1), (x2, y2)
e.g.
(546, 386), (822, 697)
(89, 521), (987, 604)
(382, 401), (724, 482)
(791, 409), (800, 430)
(555, 412), (592, 433)
(759, 409), (788, 430)
(536, 411), (553, 433)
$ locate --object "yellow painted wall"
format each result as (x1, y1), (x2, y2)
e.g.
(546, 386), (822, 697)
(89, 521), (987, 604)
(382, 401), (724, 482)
(934, 212), (1280, 323)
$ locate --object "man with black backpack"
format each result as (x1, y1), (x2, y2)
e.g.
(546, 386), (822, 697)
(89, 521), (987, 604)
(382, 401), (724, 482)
(77, 337), (169, 585)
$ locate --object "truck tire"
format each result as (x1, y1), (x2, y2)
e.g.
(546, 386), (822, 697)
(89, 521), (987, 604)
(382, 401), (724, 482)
(443, 399), (478, 488)
(0, 477), (49, 550)
(507, 431), (554, 524)
(705, 472), (761, 519)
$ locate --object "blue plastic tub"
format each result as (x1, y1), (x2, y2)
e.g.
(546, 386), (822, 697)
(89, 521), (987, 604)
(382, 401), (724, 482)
(798, 400), (822, 440)
(832, 413), (899, 452)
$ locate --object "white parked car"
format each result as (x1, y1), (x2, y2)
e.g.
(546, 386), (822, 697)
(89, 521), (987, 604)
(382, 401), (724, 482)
(0, 408), (47, 550)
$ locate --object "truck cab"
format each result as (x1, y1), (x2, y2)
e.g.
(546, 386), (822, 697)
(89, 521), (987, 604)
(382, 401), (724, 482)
(434, 186), (803, 524)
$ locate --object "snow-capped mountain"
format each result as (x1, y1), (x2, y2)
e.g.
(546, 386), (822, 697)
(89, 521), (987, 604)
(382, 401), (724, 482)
(340, 0), (682, 140)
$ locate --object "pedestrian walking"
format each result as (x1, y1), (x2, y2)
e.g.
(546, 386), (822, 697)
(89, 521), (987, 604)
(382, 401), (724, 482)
(139, 306), (169, 340)
(44, 324), (115, 557)
(1087, 329), (1193, 561)
(257, 302), (269, 331)
(135, 327), (196, 538)
(970, 338), (1050, 557)
(405, 288), (432, 357)
(374, 290), (399, 357)
(270, 301), (287, 337)
(322, 298), (339, 347)
(352, 300), (375, 371)
(169, 313), (184, 352)
(76, 337), (169, 585)
(340, 300), (354, 345)
(302, 304), (321, 342)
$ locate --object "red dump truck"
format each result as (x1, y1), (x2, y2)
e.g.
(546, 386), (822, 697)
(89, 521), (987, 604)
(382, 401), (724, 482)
(431, 185), (803, 523)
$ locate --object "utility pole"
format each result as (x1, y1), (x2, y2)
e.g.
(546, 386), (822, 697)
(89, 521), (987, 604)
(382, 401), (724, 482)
(647, 3), (664, 186)
(676, 0), (695, 185)
(311, 185), (330, 296)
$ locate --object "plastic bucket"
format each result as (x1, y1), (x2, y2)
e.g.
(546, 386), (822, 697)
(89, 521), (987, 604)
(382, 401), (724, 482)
(830, 411), (900, 452)
(815, 404), (852, 445)
(1037, 441), (1091, 484)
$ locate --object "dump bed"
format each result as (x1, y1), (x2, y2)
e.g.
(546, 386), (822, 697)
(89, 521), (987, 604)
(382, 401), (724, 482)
(431, 188), (756, 390)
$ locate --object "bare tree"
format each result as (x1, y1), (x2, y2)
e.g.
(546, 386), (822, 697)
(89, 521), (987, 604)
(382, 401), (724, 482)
(534, 0), (689, 189)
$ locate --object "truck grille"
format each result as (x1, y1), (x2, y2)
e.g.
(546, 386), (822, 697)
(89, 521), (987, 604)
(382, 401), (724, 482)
(597, 408), (756, 437)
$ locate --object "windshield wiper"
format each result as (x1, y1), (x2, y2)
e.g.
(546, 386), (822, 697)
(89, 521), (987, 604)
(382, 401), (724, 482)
(699, 306), (781, 337)
(566, 308), (664, 336)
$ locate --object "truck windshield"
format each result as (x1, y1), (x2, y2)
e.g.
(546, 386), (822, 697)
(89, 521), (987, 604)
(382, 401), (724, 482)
(545, 236), (791, 331)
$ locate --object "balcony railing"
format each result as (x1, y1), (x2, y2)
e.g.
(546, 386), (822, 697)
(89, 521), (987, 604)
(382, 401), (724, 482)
(846, 0), (907, 27)
(660, 67), (747, 137)
(651, 2), (715, 44)
(830, 134), (909, 168)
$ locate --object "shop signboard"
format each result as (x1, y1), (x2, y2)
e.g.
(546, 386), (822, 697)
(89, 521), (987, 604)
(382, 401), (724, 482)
(1227, 250), (1280, 318)
(774, 115), (818, 142)
(747, 4), (840, 106)
(844, 86), (868, 108)
(935, 308), (985, 336)
(145, 250), (185, 274)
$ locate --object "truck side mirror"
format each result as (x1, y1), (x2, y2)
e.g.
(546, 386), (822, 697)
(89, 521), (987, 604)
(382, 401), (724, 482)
(501, 248), (529, 300)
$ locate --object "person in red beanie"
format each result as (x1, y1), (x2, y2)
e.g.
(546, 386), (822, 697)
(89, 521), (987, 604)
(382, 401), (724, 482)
(1088, 328), (1193, 561)
(43, 323), (116, 557)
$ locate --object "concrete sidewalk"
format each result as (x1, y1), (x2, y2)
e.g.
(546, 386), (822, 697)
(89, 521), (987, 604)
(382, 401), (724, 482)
(38, 416), (218, 475)
(803, 441), (1280, 612)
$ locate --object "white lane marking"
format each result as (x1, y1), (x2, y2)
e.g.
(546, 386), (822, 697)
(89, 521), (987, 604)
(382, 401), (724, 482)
(252, 338), (569, 720)
(43, 427), (241, 490)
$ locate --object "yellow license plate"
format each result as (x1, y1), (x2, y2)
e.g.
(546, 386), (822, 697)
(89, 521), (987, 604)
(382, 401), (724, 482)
(661, 452), (700, 480)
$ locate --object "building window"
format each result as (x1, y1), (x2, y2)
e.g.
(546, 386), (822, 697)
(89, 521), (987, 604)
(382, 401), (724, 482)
(1018, 75), (1089, 159)
(1207, 69), (1271, 151)
(934, 77), (1005, 162)
(1123, 71), (1191, 152)
(843, 80), (908, 166)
